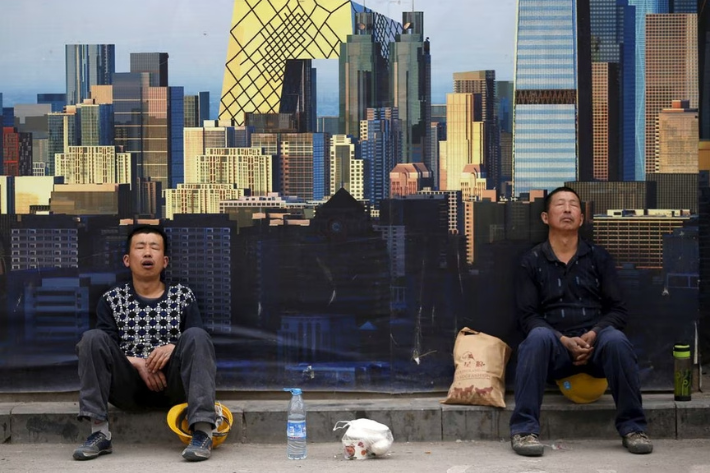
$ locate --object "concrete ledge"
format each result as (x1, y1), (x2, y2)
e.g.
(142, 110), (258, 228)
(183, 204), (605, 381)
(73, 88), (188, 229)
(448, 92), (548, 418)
(0, 403), (13, 443)
(676, 397), (710, 439)
(3, 393), (710, 444)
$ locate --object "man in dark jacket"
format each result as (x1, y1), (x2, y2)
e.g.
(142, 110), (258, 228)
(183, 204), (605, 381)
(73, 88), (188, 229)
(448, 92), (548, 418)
(510, 187), (652, 457)
(73, 226), (216, 462)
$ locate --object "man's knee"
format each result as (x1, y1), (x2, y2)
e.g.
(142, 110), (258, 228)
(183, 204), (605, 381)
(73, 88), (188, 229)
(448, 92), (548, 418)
(521, 327), (557, 352)
(76, 329), (111, 354)
(597, 328), (635, 355)
(182, 327), (211, 344)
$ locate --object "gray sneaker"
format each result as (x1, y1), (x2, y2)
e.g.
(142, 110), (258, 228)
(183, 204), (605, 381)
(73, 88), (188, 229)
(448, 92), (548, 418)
(182, 430), (212, 461)
(511, 433), (544, 457)
(622, 431), (653, 454)
(73, 431), (112, 460)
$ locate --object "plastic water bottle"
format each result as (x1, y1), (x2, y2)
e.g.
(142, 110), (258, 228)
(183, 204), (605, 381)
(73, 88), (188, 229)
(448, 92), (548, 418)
(284, 388), (307, 460)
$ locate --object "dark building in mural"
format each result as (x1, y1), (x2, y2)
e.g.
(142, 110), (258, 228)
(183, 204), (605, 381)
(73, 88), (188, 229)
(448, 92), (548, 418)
(566, 181), (653, 215)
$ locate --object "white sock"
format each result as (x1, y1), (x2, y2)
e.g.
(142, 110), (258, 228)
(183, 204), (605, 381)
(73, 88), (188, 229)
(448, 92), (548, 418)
(194, 422), (213, 439)
(91, 420), (111, 440)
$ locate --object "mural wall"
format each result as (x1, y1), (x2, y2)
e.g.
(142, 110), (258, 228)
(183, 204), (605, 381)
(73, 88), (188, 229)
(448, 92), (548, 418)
(0, 0), (703, 393)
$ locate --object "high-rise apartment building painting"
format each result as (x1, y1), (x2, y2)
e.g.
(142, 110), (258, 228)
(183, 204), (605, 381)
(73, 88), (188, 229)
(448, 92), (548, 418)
(439, 93), (482, 192)
(330, 134), (365, 200)
(47, 108), (78, 176)
(454, 71), (498, 188)
(592, 62), (620, 180)
(390, 12), (431, 165)
(657, 100), (699, 173)
(512, 0), (592, 197)
(112, 72), (177, 208)
(589, 0), (635, 180)
(645, 13), (698, 175)
(220, 0), (401, 126)
(700, 0), (710, 139)
(65, 45), (115, 106)
(627, 0), (669, 180)
(360, 107), (401, 209)
(184, 92), (210, 128)
(340, 12), (390, 136)
(130, 52), (169, 87)
(251, 132), (328, 201)
(184, 123), (239, 184)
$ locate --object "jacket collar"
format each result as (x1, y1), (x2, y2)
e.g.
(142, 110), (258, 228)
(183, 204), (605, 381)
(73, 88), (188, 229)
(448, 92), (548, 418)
(541, 238), (591, 263)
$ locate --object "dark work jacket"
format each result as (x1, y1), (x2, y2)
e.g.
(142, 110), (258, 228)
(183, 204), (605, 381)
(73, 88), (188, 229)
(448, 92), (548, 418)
(516, 238), (628, 338)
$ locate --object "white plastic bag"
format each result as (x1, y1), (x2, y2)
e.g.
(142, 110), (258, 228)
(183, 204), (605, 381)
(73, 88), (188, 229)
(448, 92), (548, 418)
(333, 418), (394, 460)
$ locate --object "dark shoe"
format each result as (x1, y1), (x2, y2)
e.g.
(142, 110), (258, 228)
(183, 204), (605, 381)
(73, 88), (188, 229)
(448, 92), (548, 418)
(73, 431), (112, 460)
(511, 433), (544, 457)
(182, 430), (212, 461)
(622, 431), (653, 454)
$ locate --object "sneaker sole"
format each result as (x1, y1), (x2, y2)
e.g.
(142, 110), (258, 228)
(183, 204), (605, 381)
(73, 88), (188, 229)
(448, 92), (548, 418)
(513, 447), (544, 457)
(182, 451), (211, 462)
(624, 444), (653, 454)
(73, 449), (112, 461)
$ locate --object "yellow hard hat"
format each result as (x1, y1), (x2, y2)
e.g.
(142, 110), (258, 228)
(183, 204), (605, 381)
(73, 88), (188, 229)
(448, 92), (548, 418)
(556, 373), (608, 404)
(167, 402), (233, 447)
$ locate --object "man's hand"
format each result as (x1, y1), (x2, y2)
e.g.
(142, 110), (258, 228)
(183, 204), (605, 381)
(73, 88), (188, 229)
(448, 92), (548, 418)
(580, 330), (597, 347)
(560, 335), (594, 366)
(128, 356), (167, 392)
(145, 344), (175, 373)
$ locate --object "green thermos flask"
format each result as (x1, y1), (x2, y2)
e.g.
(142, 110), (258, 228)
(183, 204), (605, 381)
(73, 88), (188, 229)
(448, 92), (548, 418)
(673, 344), (692, 401)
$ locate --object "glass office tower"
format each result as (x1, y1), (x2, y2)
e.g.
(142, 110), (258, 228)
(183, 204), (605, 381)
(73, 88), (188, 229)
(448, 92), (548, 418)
(627, 0), (669, 180)
(512, 0), (592, 196)
(65, 45), (115, 106)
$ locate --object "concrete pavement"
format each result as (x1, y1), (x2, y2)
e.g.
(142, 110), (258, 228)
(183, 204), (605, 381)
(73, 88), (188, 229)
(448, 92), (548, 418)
(2, 439), (710, 473)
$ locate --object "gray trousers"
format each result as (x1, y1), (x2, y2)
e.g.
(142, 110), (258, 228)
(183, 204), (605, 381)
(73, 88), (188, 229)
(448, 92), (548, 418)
(76, 327), (216, 429)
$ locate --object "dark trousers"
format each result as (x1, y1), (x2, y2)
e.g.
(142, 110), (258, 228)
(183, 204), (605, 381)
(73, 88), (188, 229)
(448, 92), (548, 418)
(76, 327), (217, 429)
(510, 326), (647, 437)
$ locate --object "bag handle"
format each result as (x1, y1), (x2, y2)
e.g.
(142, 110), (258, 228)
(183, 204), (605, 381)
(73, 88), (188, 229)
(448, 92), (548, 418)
(460, 327), (480, 336)
(333, 420), (352, 431)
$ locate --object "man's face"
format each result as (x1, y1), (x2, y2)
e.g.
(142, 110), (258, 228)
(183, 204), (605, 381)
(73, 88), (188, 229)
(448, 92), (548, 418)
(123, 232), (168, 278)
(541, 191), (584, 231)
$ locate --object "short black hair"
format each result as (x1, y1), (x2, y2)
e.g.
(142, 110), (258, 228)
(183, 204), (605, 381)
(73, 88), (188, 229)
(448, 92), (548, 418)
(544, 186), (582, 213)
(125, 225), (169, 255)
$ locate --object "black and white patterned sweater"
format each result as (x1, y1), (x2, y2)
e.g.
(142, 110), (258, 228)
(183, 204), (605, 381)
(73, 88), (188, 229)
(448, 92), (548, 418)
(95, 282), (203, 358)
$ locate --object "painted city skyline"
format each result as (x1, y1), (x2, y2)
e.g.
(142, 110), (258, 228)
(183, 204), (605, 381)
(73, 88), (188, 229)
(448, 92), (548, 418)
(0, 0), (518, 115)
(0, 0), (703, 394)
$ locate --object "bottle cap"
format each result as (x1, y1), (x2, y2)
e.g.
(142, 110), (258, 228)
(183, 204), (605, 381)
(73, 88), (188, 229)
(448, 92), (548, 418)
(284, 388), (302, 395)
(673, 344), (691, 359)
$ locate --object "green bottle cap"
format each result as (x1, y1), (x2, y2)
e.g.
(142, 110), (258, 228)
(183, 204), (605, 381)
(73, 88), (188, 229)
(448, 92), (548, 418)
(673, 344), (691, 359)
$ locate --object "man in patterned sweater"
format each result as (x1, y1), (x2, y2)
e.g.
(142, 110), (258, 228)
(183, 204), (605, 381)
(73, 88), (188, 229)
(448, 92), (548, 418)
(73, 226), (217, 462)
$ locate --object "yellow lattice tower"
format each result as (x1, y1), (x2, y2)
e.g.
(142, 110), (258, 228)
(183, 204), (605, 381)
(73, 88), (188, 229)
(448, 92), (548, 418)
(219, 0), (356, 125)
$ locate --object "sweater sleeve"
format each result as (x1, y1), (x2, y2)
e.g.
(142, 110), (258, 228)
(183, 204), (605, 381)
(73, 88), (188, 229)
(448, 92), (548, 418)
(180, 286), (205, 332)
(95, 294), (120, 344)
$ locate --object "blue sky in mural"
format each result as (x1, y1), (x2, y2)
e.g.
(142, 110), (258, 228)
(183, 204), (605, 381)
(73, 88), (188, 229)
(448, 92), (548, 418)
(0, 0), (516, 115)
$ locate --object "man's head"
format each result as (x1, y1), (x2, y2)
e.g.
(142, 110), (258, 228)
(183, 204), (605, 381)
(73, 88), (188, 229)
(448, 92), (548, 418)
(123, 226), (169, 279)
(541, 187), (584, 232)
